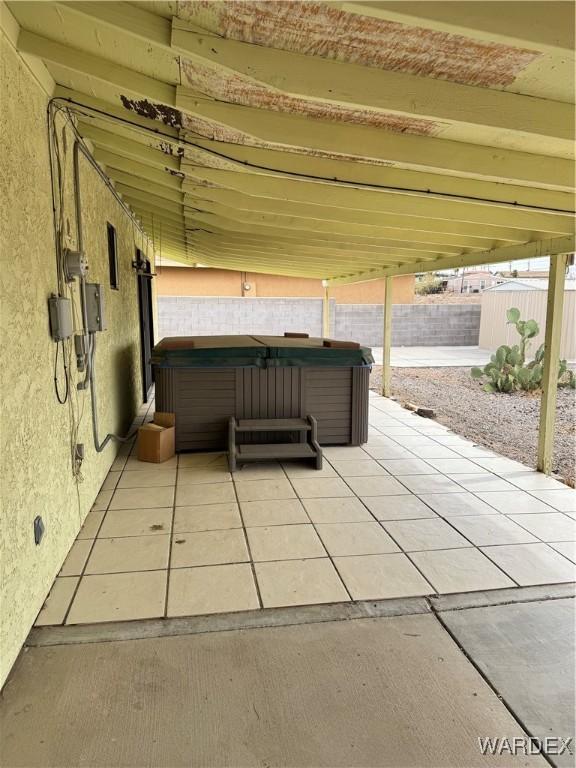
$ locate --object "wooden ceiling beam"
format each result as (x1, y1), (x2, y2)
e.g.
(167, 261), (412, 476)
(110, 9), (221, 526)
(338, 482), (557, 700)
(185, 226), (461, 256)
(182, 169), (573, 233)
(187, 233), (440, 263)
(328, 235), (576, 284)
(328, 2), (574, 55)
(184, 188), (564, 241)
(94, 149), (182, 191)
(185, 206), (520, 249)
(171, 19), (572, 146)
(181, 144), (574, 206)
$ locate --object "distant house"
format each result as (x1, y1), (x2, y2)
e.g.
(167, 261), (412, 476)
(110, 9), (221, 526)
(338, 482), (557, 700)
(445, 271), (503, 294)
(497, 270), (550, 280)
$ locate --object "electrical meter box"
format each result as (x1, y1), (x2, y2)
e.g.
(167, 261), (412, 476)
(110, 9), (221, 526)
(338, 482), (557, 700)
(48, 295), (73, 341)
(85, 283), (106, 332)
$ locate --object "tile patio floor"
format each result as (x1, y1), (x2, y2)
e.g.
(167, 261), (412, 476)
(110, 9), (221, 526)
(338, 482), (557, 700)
(35, 392), (576, 627)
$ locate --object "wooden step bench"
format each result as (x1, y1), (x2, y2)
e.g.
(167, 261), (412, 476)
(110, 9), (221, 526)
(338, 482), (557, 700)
(236, 418), (311, 432)
(228, 416), (322, 471)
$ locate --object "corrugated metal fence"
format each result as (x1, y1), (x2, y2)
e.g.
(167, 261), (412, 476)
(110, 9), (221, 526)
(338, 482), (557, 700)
(479, 290), (576, 359)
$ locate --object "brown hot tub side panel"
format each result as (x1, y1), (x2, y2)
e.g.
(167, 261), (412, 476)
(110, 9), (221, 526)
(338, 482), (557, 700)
(179, 368), (236, 452)
(154, 366), (369, 451)
(304, 367), (352, 444)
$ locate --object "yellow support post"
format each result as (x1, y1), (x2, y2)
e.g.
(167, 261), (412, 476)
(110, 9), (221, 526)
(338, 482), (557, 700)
(322, 281), (330, 337)
(381, 276), (393, 398)
(537, 253), (569, 474)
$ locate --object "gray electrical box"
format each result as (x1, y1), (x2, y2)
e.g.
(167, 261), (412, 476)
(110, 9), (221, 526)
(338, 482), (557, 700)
(48, 295), (73, 341)
(85, 283), (106, 332)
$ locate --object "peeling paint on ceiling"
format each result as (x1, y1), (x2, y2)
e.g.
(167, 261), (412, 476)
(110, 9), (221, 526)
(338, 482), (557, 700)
(120, 96), (183, 128)
(178, 0), (541, 88)
(158, 141), (185, 157)
(180, 59), (442, 135)
(179, 125), (396, 168)
(180, 145), (241, 171)
(11, 0), (563, 279)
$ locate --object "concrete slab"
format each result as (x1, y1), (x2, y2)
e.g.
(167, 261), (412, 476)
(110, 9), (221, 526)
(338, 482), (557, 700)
(441, 598), (576, 767)
(1, 614), (546, 768)
(371, 346), (493, 368)
(371, 347), (576, 369)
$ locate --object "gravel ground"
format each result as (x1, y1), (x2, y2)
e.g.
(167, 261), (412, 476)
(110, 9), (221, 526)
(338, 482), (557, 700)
(370, 366), (575, 486)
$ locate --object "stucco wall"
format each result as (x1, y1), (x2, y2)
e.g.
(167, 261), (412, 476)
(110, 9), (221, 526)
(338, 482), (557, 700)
(0, 37), (150, 686)
(156, 266), (415, 304)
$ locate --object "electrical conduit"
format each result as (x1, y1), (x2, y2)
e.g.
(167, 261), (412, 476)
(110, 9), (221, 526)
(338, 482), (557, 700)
(72, 136), (137, 453)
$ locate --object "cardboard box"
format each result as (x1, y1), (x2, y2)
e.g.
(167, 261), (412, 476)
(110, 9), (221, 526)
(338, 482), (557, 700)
(137, 412), (175, 463)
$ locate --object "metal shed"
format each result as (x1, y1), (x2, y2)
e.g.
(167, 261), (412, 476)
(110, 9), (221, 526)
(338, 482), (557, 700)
(479, 280), (576, 360)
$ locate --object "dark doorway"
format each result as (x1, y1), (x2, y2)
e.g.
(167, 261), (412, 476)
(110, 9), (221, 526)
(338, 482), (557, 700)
(136, 250), (154, 402)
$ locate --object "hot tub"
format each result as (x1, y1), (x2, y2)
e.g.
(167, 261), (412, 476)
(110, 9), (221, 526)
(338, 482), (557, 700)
(152, 335), (373, 452)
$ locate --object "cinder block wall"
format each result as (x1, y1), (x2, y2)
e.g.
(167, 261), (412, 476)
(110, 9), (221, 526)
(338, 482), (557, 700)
(335, 305), (482, 346)
(158, 298), (481, 347)
(158, 297), (335, 338)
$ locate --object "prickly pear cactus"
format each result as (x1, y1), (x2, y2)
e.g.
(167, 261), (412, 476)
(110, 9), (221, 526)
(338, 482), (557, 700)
(471, 309), (573, 393)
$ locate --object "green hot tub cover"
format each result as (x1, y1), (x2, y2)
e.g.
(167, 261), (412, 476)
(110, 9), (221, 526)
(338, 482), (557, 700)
(152, 335), (374, 368)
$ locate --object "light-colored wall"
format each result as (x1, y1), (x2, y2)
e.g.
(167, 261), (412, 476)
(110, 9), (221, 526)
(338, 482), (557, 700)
(335, 304), (481, 347)
(330, 278), (413, 304)
(158, 298), (481, 347)
(248, 272), (324, 298)
(158, 297), (331, 338)
(479, 290), (576, 359)
(0, 34), (150, 686)
(155, 267), (415, 304)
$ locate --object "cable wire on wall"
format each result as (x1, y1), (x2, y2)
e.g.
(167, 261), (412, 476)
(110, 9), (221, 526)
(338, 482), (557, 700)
(53, 340), (69, 405)
(48, 100), (152, 465)
(47, 102), (149, 477)
(47, 103), (84, 480)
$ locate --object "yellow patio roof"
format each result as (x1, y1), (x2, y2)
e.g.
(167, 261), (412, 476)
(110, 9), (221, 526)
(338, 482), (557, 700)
(9, 0), (575, 282)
